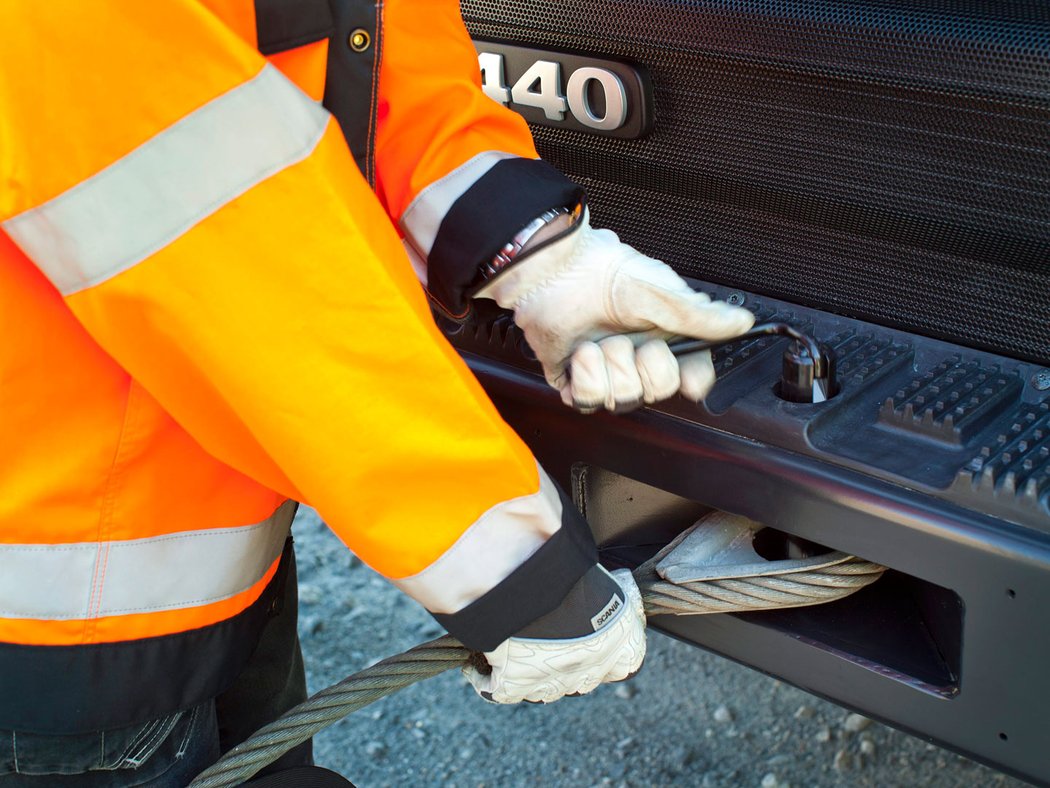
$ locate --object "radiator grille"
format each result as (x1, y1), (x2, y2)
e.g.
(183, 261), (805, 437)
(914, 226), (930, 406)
(462, 0), (1050, 364)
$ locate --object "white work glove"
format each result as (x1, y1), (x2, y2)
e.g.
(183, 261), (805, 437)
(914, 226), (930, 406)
(464, 566), (645, 704)
(476, 209), (755, 412)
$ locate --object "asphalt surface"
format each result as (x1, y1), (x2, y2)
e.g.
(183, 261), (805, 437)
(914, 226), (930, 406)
(292, 507), (1027, 788)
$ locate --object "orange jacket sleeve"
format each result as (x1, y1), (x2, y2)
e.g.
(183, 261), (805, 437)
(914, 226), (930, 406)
(0, 0), (594, 651)
(371, 0), (585, 318)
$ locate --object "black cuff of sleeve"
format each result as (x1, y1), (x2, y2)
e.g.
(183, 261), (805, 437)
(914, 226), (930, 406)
(431, 485), (598, 651)
(427, 158), (585, 318)
(514, 563), (622, 639)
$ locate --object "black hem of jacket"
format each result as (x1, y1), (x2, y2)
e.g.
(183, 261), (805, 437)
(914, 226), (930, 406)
(427, 158), (586, 319)
(432, 485), (598, 652)
(0, 539), (295, 735)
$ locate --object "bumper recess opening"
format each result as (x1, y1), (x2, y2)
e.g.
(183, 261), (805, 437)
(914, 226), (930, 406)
(575, 464), (963, 699)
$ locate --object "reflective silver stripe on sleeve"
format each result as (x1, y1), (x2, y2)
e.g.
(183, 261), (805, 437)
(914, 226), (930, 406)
(399, 150), (523, 276)
(2, 65), (330, 296)
(0, 501), (294, 620)
(392, 463), (563, 614)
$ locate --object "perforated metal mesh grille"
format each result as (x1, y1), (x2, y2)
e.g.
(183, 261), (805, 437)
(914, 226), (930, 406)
(462, 0), (1050, 364)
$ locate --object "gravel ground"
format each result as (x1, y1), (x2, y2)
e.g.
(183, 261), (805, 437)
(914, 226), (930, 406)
(292, 508), (1027, 788)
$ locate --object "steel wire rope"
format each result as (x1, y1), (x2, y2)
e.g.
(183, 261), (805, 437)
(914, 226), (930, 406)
(190, 554), (884, 788)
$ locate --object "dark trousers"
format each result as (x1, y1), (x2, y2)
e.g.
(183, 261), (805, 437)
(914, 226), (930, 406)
(0, 542), (311, 787)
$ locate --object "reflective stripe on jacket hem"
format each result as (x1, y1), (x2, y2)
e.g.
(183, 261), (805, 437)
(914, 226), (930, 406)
(0, 538), (296, 735)
(0, 501), (295, 621)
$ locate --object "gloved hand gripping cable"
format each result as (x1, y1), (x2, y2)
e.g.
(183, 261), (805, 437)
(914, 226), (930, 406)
(189, 510), (883, 788)
(190, 322), (859, 788)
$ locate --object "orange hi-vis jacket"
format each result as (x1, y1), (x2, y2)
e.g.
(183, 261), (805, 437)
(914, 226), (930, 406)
(0, 0), (593, 734)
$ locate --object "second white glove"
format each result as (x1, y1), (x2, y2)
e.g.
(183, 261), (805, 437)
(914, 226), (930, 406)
(476, 209), (754, 412)
(463, 567), (645, 705)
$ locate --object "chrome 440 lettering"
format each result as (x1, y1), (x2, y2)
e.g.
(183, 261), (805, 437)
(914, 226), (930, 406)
(472, 41), (653, 139)
(479, 52), (627, 131)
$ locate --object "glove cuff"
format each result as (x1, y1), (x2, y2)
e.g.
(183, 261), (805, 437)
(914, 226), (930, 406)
(513, 564), (625, 640)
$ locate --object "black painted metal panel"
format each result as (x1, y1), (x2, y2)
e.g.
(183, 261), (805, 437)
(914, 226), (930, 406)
(468, 355), (1050, 784)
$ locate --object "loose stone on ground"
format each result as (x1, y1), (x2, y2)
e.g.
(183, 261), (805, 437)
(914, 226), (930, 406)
(843, 713), (872, 734)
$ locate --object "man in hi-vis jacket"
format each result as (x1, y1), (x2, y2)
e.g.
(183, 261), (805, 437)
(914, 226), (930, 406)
(0, 1), (753, 784)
